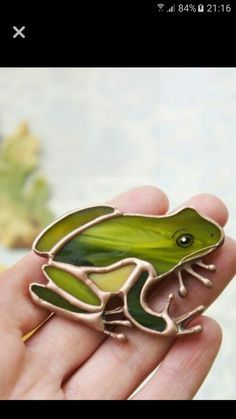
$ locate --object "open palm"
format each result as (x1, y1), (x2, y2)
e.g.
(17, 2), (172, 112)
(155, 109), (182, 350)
(1, 186), (235, 400)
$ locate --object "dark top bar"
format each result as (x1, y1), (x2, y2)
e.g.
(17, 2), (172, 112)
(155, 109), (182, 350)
(0, 1), (235, 66)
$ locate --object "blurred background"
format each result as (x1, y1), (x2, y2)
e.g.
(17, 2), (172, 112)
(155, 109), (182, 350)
(0, 68), (235, 399)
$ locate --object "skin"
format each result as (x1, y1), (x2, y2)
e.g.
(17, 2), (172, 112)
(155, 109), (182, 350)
(0, 186), (235, 400)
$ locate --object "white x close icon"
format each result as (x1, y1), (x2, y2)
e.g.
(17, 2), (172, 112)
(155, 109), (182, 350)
(13, 26), (26, 39)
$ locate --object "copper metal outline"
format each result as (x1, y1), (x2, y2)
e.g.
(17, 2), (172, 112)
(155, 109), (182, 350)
(30, 204), (224, 340)
(32, 205), (122, 258)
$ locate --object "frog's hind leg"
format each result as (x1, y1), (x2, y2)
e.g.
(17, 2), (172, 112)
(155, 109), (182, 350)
(30, 283), (105, 333)
(102, 294), (133, 340)
(103, 319), (132, 328)
(103, 317), (132, 341)
(104, 306), (124, 315)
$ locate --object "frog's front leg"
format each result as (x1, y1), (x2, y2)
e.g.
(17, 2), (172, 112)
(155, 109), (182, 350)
(124, 270), (204, 337)
(160, 293), (204, 335)
(175, 260), (216, 297)
(175, 304), (204, 335)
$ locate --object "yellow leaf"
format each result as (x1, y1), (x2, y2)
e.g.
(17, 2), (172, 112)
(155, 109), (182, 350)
(0, 122), (54, 248)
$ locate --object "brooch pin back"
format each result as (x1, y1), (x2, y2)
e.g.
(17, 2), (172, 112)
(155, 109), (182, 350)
(29, 205), (224, 341)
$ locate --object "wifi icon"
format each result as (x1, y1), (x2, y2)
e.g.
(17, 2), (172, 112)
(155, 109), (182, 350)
(157, 3), (165, 11)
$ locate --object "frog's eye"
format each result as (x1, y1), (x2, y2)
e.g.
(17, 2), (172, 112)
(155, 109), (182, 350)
(176, 233), (194, 248)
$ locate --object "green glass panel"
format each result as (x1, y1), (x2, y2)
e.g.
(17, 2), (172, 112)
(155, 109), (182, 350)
(44, 265), (101, 306)
(35, 206), (115, 253)
(55, 208), (222, 276)
(31, 284), (86, 313)
(126, 271), (166, 332)
(89, 264), (135, 292)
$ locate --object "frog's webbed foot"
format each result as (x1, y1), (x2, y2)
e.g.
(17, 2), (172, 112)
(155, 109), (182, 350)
(175, 305), (204, 335)
(103, 305), (133, 340)
(176, 259), (216, 297)
(104, 330), (127, 341)
(103, 320), (132, 341)
(162, 293), (204, 336)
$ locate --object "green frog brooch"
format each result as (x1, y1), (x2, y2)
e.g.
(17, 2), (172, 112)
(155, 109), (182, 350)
(30, 205), (224, 341)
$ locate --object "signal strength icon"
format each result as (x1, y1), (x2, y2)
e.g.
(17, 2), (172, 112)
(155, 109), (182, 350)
(157, 3), (165, 11)
(167, 4), (175, 12)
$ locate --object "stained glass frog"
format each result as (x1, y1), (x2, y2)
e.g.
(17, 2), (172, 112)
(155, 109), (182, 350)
(30, 205), (224, 341)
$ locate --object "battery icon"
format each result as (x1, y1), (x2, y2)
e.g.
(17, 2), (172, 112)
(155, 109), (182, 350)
(198, 4), (204, 12)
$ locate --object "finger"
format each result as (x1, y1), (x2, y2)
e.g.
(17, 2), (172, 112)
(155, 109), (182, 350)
(0, 324), (25, 399)
(180, 193), (229, 226)
(64, 193), (234, 400)
(0, 252), (49, 335)
(132, 317), (222, 400)
(108, 185), (169, 214)
(26, 186), (169, 380)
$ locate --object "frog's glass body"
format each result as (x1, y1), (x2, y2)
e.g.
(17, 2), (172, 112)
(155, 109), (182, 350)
(30, 205), (224, 341)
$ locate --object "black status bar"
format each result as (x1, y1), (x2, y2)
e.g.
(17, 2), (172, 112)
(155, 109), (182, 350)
(153, 2), (233, 14)
(0, 1), (235, 66)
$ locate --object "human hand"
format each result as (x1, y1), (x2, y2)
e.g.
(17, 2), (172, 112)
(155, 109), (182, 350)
(0, 186), (235, 400)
